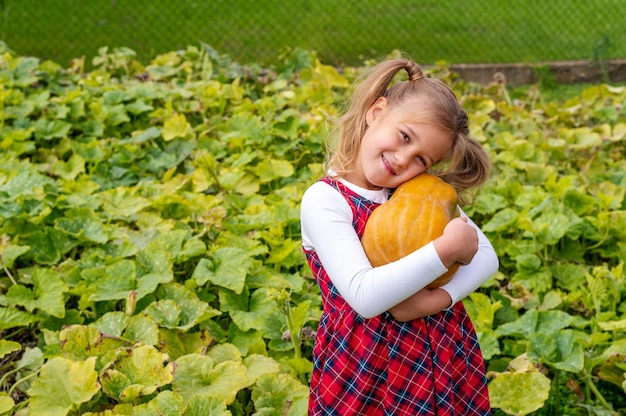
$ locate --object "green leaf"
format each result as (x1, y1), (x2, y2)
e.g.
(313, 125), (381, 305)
(54, 206), (108, 244)
(144, 299), (181, 329)
(192, 248), (252, 294)
(476, 330), (501, 360)
(98, 102), (131, 126)
(125, 100), (154, 116)
(6, 267), (67, 318)
(146, 283), (219, 330)
(496, 309), (573, 337)
(552, 263), (587, 291)
(123, 314), (159, 345)
(136, 271), (173, 302)
(173, 354), (250, 405)
(20, 227), (76, 264)
(94, 312), (129, 337)
(16, 347), (44, 371)
(474, 193), (508, 215)
(132, 391), (184, 416)
(51, 153), (86, 181)
(528, 330), (584, 373)
(514, 254), (541, 272)
(562, 187), (596, 216)
(0, 242), (31, 268)
(221, 288), (285, 338)
(34, 118), (72, 140)
(0, 306), (37, 330)
(28, 356), (100, 416)
(100, 187), (152, 219)
(84, 259), (136, 302)
(0, 162), (54, 199)
(10, 56), (40, 86)
(531, 212), (570, 245)
(228, 327), (268, 356)
(103, 90), (132, 105)
(218, 169), (260, 196)
(290, 300), (312, 334)
(482, 208), (519, 232)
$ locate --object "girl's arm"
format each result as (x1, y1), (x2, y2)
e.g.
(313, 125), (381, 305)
(301, 181), (451, 318)
(388, 211), (499, 321)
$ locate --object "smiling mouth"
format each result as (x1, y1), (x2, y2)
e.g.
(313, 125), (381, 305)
(382, 155), (396, 176)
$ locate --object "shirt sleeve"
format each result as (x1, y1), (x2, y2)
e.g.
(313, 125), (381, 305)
(438, 208), (500, 304)
(300, 181), (448, 318)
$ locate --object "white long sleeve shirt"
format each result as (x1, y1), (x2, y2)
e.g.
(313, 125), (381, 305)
(300, 178), (499, 318)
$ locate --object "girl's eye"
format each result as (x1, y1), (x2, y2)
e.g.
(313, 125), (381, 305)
(417, 156), (427, 166)
(401, 131), (410, 143)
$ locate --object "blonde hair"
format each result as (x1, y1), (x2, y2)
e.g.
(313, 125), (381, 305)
(327, 59), (490, 201)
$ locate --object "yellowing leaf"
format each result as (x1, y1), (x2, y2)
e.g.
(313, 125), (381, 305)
(132, 391), (184, 415)
(598, 319), (626, 331)
(28, 356), (100, 416)
(489, 370), (551, 415)
(610, 122), (626, 142)
(100, 345), (175, 403)
(0, 393), (15, 414)
(162, 113), (191, 141)
(183, 395), (231, 416)
(243, 354), (281, 383)
(251, 373), (309, 415)
(255, 159), (294, 183)
(0, 340), (21, 359)
(173, 354), (250, 405)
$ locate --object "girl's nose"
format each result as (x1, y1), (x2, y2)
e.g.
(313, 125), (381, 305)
(395, 151), (411, 168)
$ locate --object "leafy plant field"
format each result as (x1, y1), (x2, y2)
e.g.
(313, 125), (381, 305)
(0, 44), (625, 415)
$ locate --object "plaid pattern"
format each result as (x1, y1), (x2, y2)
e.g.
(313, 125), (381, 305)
(305, 177), (491, 415)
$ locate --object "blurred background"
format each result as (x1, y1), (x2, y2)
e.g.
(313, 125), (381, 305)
(1, 0), (625, 71)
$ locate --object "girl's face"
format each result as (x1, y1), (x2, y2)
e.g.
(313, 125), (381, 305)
(346, 97), (453, 190)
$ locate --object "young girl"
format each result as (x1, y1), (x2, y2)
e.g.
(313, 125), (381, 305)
(300, 59), (499, 415)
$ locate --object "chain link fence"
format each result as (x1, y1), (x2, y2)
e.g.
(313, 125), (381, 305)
(1, 0), (624, 69)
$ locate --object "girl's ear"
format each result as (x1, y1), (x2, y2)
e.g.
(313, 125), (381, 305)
(366, 97), (387, 125)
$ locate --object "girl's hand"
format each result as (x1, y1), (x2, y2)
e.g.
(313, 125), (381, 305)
(433, 216), (478, 268)
(389, 288), (452, 321)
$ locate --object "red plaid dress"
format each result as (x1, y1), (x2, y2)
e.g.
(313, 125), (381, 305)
(305, 177), (491, 415)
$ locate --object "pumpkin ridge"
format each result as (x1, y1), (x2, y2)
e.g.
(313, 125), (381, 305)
(361, 173), (460, 289)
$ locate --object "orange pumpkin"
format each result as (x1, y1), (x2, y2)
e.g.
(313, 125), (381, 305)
(361, 173), (460, 289)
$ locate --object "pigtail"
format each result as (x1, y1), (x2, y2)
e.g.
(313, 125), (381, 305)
(405, 60), (425, 82)
(434, 111), (491, 204)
